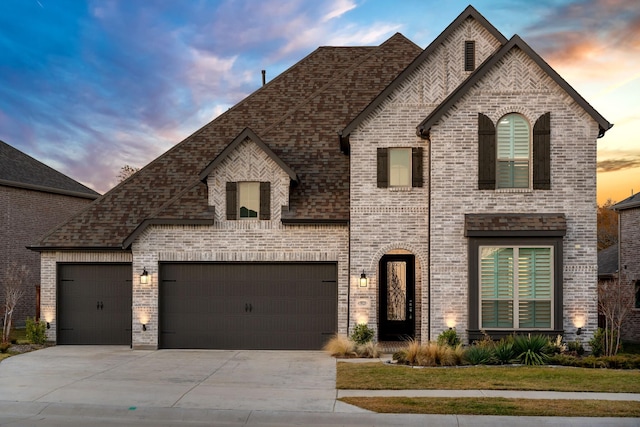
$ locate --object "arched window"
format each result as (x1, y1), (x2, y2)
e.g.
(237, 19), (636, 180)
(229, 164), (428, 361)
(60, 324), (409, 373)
(496, 113), (530, 188)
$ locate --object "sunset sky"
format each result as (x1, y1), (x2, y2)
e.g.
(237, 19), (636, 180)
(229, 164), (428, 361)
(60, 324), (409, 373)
(0, 0), (638, 205)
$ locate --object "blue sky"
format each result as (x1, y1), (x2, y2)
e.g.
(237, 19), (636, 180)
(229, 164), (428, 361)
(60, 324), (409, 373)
(1, 0), (638, 203)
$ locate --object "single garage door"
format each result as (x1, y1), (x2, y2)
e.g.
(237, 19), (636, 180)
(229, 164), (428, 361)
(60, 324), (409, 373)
(159, 263), (337, 350)
(57, 264), (132, 345)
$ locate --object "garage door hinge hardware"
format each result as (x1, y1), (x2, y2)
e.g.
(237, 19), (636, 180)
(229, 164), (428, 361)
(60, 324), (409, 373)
(97, 301), (104, 310)
(245, 303), (253, 313)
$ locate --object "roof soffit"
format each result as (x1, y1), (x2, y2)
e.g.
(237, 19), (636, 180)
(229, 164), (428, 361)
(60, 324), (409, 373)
(198, 127), (299, 183)
(340, 5), (507, 141)
(418, 35), (613, 138)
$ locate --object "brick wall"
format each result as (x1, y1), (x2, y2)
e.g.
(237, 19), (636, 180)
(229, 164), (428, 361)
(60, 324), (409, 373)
(1, 186), (93, 327)
(619, 207), (640, 342)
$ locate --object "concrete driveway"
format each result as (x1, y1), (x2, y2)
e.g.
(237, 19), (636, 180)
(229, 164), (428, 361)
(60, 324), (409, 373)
(0, 346), (341, 412)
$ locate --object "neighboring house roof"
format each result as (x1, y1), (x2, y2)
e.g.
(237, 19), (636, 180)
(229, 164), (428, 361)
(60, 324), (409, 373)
(418, 35), (613, 139)
(32, 34), (422, 250)
(0, 140), (99, 199)
(612, 192), (640, 211)
(598, 244), (619, 279)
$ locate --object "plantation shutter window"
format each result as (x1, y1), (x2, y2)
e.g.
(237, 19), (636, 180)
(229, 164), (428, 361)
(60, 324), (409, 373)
(478, 113), (496, 189)
(389, 148), (411, 187)
(480, 246), (553, 329)
(496, 113), (530, 189)
(238, 182), (260, 219)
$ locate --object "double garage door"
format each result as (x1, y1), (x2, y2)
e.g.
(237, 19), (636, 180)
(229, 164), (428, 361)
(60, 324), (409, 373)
(57, 263), (337, 349)
(160, 263), (337, 350)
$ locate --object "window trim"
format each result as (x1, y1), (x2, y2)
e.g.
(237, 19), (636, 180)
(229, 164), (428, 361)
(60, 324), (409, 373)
(478, 245), (554, 330)
(468, 236), (564, 341)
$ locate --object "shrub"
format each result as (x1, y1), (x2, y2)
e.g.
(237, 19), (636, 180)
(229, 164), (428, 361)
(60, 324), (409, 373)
(25, 317), (47, 345)
(351, 324), (375, 345)
(493, 337), (516, 364)
(323, 334), (356, 357)
(464, 344), (494, 365)
(437, 328), (461, 348)
(513, 334), (551, 366)
(0, 342), (10, 353)
(567, 340), (585, 356)
(356, 341), (381, 358)
(589, 328), (606, 357)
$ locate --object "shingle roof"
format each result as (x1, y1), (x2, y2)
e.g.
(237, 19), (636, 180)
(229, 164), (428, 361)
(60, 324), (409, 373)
(33, 34), (422, 250)
(613, 192), (640, 211)
(597, 244), (618, 279)
(0, 140), (99, 199)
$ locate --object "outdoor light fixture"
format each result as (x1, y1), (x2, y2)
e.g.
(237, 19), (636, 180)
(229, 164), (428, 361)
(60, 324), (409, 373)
(140, 267), (149, 285)
(142, 324), (147, 332)
(46, 322), (50, 330)
(359, 271), (368, 287)
(576, 327), (582, 336)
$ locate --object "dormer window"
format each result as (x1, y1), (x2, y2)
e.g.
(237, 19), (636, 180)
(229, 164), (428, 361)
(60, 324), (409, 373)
(226, 181), (271, 220)
(239, 182), (260, 219)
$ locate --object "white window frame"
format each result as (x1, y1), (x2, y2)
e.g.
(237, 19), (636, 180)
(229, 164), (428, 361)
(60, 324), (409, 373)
(388, 148), (412, 187)
(496, 113), (531, 189)
(238, 181), (260, 219)
(479, 245), (554, 330)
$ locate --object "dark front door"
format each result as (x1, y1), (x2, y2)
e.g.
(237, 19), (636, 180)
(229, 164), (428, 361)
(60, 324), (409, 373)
(378, 254), (415, 341)
(57, 264), (132, 345)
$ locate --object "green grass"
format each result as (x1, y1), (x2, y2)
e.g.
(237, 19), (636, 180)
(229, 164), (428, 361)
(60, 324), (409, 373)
(337, 362), (640, 393)
(339, 397), (640, 417)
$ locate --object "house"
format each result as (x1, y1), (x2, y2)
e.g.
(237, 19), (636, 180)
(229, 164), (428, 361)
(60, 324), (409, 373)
(30, 6), (611, 349)
(613, 193), (640, 342)
(1, 140), (99, 326)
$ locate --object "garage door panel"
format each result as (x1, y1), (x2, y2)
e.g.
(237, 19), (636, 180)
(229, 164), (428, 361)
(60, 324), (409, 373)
(58, 264), (132, 345)
(159, 263), (337, 350)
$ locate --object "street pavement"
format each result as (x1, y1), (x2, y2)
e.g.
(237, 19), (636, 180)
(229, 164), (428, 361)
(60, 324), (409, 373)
(0, 347), (638, 426)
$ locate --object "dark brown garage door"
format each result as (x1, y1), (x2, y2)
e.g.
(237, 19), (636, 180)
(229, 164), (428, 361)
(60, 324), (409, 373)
(159, 263), (337, 350)
(57, 264), (132, 345)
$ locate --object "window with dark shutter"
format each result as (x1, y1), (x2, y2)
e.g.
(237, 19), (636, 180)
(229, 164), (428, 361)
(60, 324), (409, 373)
(226, 182), (237, 220)
(533, 112), (551, 190)
(377, 148), (389, 188)
(412, 147), (423, 187)
(259, 182), (271, 220)
(465, 41), (475, 72)
(478, 113), (496, 189)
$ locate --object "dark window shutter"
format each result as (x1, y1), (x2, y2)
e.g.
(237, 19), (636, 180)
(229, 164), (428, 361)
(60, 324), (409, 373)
(478, 113), (496, 189)
(226, 182), (237, 220)
(533, 112), (551, 190)
(259, 182), (271, 220)
(377, 148), (388, 188)
(465, 41), (475, 72)
(412, 147), (423, 187)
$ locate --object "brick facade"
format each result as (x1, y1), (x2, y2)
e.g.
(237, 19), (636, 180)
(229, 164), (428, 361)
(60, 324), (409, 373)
(619, 206), (640, 342)
(1, 186), (93, 326)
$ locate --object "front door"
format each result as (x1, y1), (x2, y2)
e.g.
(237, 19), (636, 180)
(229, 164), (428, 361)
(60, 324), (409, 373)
(378, 254), (415, 341)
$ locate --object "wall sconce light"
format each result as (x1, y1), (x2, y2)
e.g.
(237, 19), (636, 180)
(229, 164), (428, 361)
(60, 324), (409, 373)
(46, 322), (50, 330)
(445, 316), (457, 330)
(574, 315), (585, 336)
(142, 324), (147, 331)
(359, 271), (368, 288)
(576, 327), (582, 336)
(140, 267), (149, 285)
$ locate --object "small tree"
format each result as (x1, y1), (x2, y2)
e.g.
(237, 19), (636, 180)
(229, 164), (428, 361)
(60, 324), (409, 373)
(2, 262), (28, 343)
(117, 164), (140, 183)
(598, 273), (634, 356)
(597, 199), (618, 251)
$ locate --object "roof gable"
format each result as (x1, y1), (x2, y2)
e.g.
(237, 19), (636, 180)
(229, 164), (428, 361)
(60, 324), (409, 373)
(0, 139), (99, 199)
(198, 128), (298, 183)
(418, 35), (613, 138)
(340, 5), (507, 143)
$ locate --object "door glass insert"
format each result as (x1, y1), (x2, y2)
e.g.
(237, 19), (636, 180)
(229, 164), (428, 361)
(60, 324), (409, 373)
(386, 261), (407, 321)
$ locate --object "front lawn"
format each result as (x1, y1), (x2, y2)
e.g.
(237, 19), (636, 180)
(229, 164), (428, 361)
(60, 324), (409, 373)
(337, 362), (640, 393)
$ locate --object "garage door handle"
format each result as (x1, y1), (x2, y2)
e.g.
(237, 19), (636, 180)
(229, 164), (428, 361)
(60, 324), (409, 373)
(249, 303), (252, 313)
(245, 303), (253, 313)
(97, 301), (103, 310)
